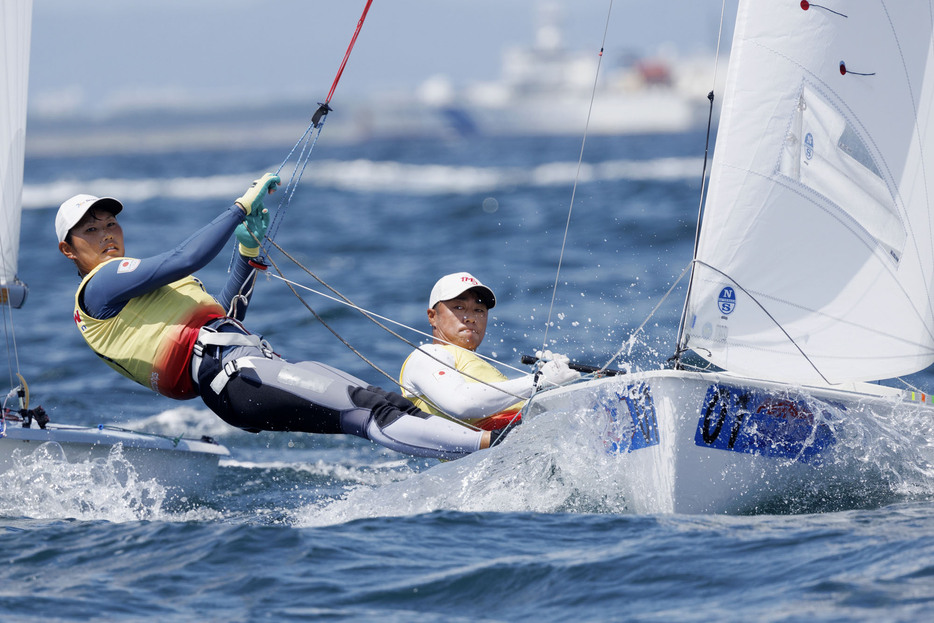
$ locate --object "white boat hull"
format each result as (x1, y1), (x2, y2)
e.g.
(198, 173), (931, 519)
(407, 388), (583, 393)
(525, 369), (928, 514)
(0, 422), (229, 497)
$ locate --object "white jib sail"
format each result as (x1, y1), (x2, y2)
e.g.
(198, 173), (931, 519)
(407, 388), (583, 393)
(0, 0), (32, 308)
(683, 0), (934, 384)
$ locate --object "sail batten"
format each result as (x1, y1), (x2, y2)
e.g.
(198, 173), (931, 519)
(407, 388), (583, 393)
(683, 0), (934, 384)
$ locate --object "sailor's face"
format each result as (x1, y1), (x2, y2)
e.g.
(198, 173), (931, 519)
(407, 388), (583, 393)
(58, 209), (125, 276)
(428, 290), (489, 351)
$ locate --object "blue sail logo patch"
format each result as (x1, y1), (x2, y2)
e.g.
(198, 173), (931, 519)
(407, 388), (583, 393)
(717, 287), (736, 315)
(804, 132), (814, 161)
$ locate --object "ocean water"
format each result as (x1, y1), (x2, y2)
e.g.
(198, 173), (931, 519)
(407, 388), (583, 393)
(2, 123), (933, 621)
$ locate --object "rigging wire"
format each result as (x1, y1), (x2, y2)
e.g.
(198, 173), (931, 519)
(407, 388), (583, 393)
(263, 0), (374, 250)
(533, 0), (731, 376)
(266, 121), (326, 245)
(218, 0), (535, 423)
(263, 269), (526, 375)
(260, 236), (530, 398)
(0, 218), (24, 397)
(253, 0), (626, 399)
(252, 237), (525, 430)
(0, 299), (21, 393)
(537, 0), (616, 368)
(239, 1), (641, 414)
(688, 261), (832, 385)
(324, 0), (374, 107)
(672, 0), (730, 366)
(0, 214), (14, 390)
(599, 261), (693, 373)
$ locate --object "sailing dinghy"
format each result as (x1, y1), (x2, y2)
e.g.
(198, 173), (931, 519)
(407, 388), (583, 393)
(0, 0), (227, 497)
(526, 0), (934, 513)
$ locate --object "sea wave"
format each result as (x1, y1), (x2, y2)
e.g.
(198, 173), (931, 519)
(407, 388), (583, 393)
(294, 407), (626, 527)
(22, 156), (704, 208)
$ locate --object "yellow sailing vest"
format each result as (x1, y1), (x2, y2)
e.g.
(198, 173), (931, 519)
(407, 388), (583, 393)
(400, 344), (525, 424)
(73, 258), (225, 399)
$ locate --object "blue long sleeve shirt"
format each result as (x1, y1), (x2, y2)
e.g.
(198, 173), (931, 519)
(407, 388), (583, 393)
(81, 205), (256, 321)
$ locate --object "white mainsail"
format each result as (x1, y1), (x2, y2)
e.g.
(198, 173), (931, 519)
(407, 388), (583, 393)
(0, 0), (31, 309)
(682, 0), (934, 384)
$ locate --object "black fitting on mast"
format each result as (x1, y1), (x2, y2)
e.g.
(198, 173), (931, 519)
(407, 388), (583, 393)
(311, 102), (332, 128)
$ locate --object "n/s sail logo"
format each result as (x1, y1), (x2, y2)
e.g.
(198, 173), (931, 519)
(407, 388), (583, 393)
(804, 132), (814, 161)
(718, 287), (736, 315)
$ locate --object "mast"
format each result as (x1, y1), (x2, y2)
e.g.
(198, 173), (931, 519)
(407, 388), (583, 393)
(0, 0), (32, 309)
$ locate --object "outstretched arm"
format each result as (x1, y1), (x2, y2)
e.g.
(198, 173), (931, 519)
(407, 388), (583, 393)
(82, 174), (281, 320)
(401, 345), (534, 420)
(82, 205), (244, 318)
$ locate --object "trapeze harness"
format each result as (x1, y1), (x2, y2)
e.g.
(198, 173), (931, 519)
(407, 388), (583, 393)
(71, 205), (490, 460)
(399, 343), (528, 431)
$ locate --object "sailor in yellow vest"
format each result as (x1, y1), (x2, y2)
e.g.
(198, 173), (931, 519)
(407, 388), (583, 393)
(399, 272), (580, 430)
(56, 177), (509, 460)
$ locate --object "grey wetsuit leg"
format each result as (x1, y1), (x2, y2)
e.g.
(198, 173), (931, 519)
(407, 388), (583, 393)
(198, 351), (483, 459)
(346, 382), (482, 459)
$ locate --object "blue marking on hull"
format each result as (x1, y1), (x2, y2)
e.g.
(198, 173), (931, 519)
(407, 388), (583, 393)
(601, 382), (660, 454)
(694, 384), (836, 464)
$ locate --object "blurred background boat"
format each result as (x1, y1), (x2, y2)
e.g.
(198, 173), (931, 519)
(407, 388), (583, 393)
(406, 2), (720, 138)
(24, 2), (723, 154)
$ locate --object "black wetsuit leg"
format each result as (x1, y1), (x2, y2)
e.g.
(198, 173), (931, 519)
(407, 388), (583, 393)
(195, 346), (484, 459)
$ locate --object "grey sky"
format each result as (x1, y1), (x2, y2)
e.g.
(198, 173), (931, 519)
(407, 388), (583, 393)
(29, 0), (736, 116)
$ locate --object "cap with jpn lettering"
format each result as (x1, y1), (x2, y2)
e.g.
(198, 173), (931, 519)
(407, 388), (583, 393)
(428, 272), (496, 309)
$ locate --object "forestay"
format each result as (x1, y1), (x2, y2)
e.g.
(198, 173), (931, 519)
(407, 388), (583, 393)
(682, 0), (934, 384)
(0, 0), (31, 308)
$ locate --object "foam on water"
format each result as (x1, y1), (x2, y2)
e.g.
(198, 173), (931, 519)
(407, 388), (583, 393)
(225, 457), (416, 488)
(829, 394), (934, 496)
(22, 173), (250, 209)
(292, 371), (934, 526)
(294, 408), (630, 527)
(117, 404), (238, 439)
(22, 156), (703, 208)
(0, 443), (164, 522)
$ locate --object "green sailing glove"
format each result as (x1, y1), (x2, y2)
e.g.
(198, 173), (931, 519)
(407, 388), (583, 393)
(235, 173), (280, 215)
(236, 207), (270, 257)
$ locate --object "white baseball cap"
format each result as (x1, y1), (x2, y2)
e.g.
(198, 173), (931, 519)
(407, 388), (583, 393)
(55, 194), (123, 243)
(429, 272), (496, 309)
